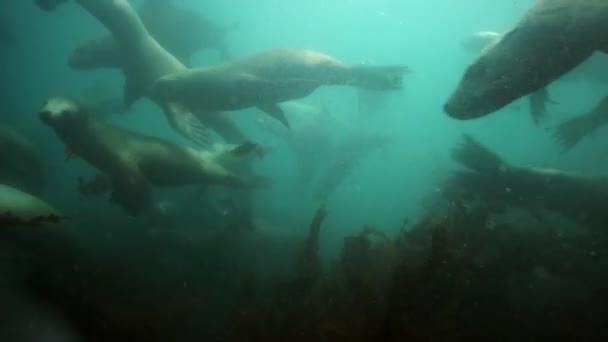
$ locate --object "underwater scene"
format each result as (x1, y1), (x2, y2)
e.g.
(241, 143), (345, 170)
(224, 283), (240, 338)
(2, 0), (608, 340)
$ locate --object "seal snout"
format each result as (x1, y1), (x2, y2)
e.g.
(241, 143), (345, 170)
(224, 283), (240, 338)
(38, 97), (81, 126)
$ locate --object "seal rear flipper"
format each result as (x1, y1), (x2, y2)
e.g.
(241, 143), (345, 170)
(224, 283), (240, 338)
(258, 104), (289, 129)
(452, 134), (509, 175)
(164, 102), (213, 146)
(350, 65), (409, 90)
(553, 95), (608, 151)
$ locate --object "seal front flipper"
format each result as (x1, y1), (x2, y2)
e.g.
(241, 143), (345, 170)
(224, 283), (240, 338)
(257, 103), (289, 129)
(553, 95), (608, 151)
(109, 173), (152, 216)
(529, 87), (557, 125)
(163, 102), (213, 146)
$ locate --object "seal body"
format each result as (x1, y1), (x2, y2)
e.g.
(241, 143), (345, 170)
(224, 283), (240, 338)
(151, 48), (407, 126)
(445, 0), (608, 119)
(39, 97), (264, 215)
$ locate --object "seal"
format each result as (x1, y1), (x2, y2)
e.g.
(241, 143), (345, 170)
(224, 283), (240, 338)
(0, 184), (62, 227)
(38, 96), (267, 215)
(150, 48), (408, 127)
(445, 0), (608, 119)
(0, 125), (46, 195)
(41, 0), (209, 145)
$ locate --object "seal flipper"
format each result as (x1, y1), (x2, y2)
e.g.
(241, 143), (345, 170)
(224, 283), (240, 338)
(529, 87), (557, 125)
(553, 95), (608, 151)
(163, 102), (213, 146)
(258, 103), (289, 129)
(452, 134), (509, 174)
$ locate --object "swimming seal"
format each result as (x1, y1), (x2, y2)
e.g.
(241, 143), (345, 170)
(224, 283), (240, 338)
(446, 134), (608, 232)
(445, 0), (608, 119)
(150, 48), (408, 127)
(39, 97), (267, 215)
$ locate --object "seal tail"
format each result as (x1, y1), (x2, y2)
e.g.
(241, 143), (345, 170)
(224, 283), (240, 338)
(451, 134), (508, 175)
(349, 65), (409, 90)
(553, 95), (608, 152)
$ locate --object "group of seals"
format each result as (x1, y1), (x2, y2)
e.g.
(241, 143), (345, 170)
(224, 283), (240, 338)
(39, 97), (266, 215)
(42, 0), (210, 146)
(41, 0), (406, 147)
(445, 0), (608, 119)
(150, 49), (407, 127)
